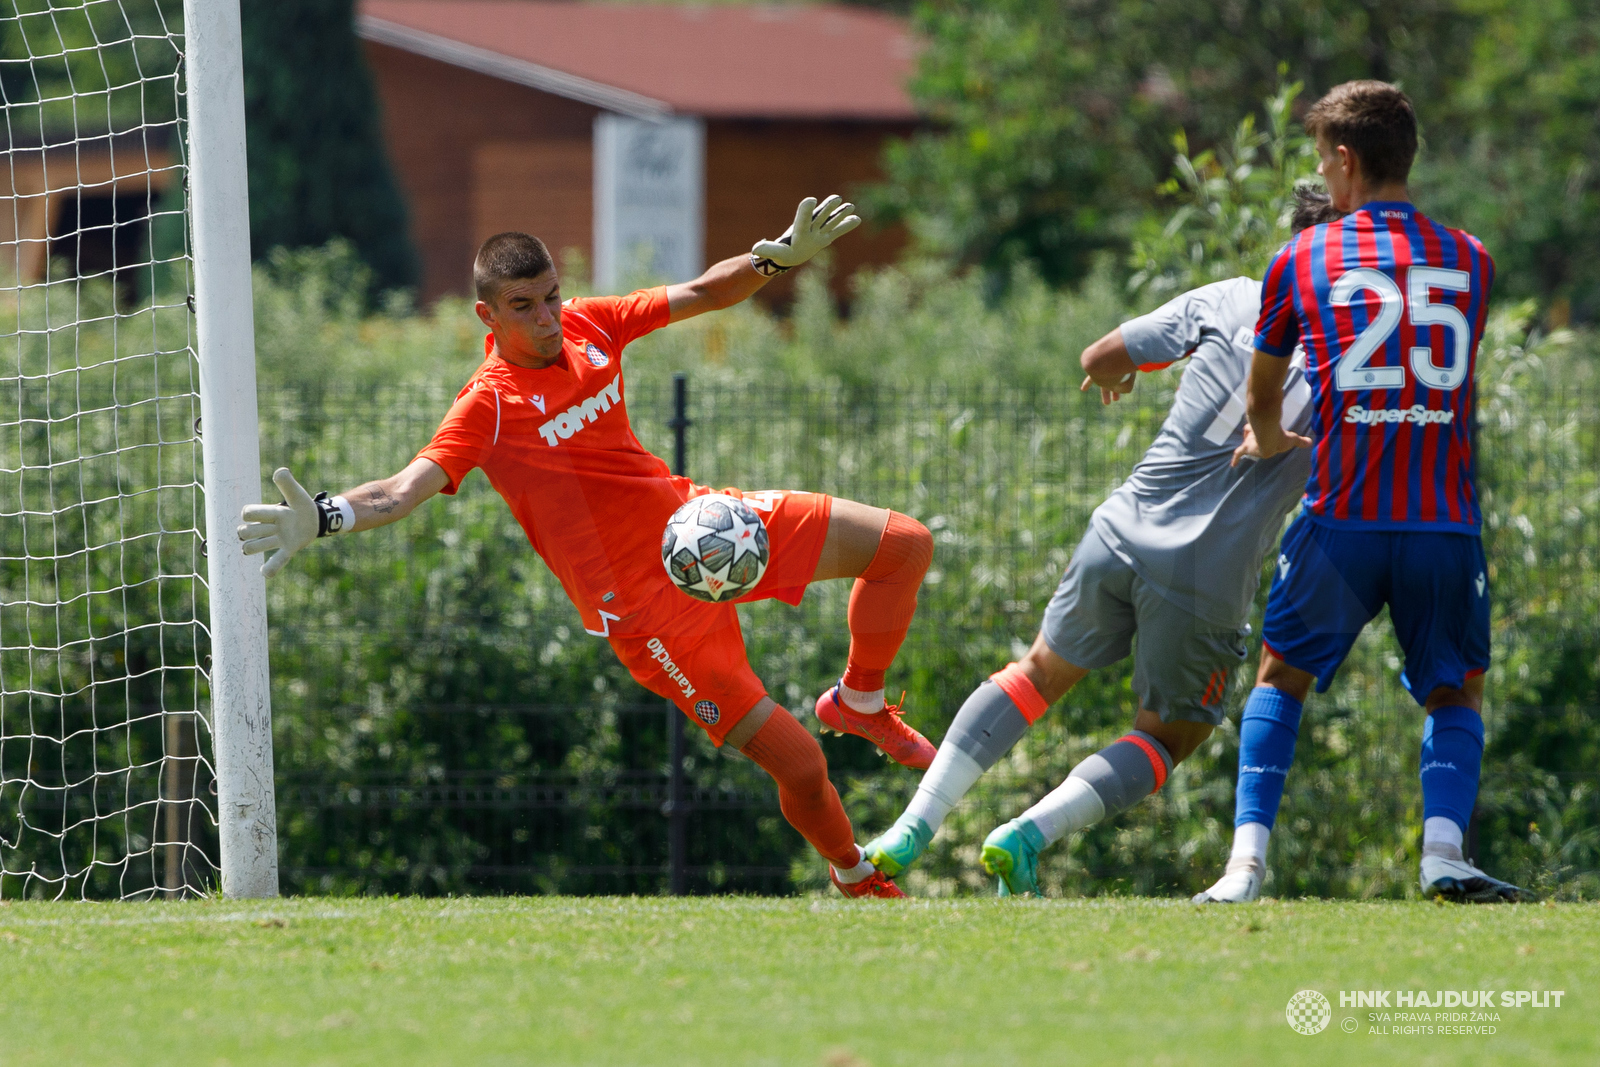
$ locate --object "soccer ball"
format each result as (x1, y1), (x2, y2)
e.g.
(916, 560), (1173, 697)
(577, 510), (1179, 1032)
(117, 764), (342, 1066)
(661, 494), (770, 602)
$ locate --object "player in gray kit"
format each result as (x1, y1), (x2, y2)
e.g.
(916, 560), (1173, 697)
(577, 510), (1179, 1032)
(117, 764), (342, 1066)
(862, 191), (1340, 895)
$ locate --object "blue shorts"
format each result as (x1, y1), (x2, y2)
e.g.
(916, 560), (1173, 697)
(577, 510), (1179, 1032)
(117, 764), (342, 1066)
(1260, 514), (1490, 706)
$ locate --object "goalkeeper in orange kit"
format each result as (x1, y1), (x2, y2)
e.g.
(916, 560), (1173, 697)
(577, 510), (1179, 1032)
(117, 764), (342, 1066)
(238, 197), (933, 897)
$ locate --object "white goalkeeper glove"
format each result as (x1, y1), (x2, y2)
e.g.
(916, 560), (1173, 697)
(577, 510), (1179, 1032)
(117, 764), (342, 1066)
(750, 194), (862, 277)
(237, 467), (354, 578)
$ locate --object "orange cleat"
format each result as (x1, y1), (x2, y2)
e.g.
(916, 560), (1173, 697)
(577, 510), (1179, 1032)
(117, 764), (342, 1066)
(814, 685), (937, 770)
(831, 865), (907, 899)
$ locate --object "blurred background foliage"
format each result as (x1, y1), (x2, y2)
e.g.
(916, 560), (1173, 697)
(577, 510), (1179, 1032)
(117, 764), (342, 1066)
(245, 230), (1598, 901)
(1126, 80), (1318, 302)
(8, 1), (1598, 317)
(228, 0), (1600, 898)
(877, 0), (1600, 321)
(237, 0), (416, 294)
(6, 0), (1598, 899)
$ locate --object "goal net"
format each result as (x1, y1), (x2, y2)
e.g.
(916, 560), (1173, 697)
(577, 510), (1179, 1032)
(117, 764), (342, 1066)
(1, 0), (213, 899)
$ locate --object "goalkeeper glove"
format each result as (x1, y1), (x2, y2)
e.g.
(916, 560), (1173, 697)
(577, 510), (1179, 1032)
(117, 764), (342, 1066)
(750, 194), (862, 277)
(237, 467), (354, 577)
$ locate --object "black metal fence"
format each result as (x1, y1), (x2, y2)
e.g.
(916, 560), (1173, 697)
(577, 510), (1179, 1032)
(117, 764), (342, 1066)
(256, 364), (1600, 898)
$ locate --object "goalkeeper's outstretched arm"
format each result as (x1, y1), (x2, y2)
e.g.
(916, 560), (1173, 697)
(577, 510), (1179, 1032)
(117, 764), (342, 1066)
(665, 194), (860, 323)
(238, 459), (449, 577)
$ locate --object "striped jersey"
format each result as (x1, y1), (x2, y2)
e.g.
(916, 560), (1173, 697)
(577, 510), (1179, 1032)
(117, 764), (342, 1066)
(1254, 201), (1494, 533)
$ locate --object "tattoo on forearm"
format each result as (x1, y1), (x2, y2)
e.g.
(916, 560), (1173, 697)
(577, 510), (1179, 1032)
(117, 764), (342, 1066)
(365, 484), (400, 514)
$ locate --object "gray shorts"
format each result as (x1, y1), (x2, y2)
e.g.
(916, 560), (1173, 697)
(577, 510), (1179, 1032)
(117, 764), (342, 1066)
(1040, 528), (1247, 725)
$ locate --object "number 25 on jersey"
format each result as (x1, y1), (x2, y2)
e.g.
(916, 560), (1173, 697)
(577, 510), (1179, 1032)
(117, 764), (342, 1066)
(1329, 267), (1472, 393)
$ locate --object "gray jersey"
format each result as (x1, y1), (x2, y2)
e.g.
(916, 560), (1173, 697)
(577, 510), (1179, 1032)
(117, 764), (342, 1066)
(1089, 277), (1313, 628)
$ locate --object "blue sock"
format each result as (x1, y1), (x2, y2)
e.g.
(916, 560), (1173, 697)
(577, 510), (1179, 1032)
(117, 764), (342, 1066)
(1420, 706), (1484, 831)
(1234, 686), (1303, 829)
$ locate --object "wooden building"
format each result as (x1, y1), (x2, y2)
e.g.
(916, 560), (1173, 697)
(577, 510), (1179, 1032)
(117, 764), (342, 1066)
(1, 129), (177, 294)
(357, 1), (919, 303)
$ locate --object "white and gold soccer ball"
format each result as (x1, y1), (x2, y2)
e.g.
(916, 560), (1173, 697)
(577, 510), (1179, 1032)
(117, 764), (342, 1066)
(661, 494), (770, 602)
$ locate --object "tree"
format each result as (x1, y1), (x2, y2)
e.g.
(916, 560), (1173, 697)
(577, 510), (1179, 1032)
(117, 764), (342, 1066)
(870, 0), (1156, 286)
(241, 0), (416, 295)
(1128, 81), (1317, 301)
(876, 0), (1470, 287)
(1416, 1), (1600, 321)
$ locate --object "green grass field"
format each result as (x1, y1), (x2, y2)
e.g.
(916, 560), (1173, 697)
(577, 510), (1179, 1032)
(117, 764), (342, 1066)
(5, 896), (1594, 1066)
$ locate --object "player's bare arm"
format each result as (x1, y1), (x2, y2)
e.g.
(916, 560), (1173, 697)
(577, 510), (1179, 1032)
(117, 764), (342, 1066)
(1234, 349), (1312, 466)
(237, 460), (449, 577)
(340, 458), (450, 529)
(1078, 326), (1138, 405)
(664, 252), (772, 322)
(666, 194), (861, 323)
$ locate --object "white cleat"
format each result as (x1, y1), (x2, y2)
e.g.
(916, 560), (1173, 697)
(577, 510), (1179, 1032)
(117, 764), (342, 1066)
(1420, 854), (1529, 903)
(1192, 857), (1264, 904)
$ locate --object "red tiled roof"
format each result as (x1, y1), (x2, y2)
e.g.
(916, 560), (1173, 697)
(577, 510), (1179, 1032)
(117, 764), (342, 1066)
(357, 1), (918, 120)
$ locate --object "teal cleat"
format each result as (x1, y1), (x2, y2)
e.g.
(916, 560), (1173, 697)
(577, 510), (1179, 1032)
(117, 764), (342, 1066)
(863, 813), (934, 877)
(980, 819), (1047, 897)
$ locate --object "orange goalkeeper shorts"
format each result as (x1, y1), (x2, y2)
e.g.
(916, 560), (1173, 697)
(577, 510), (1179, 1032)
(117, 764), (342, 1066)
(608, 487), (833, 746)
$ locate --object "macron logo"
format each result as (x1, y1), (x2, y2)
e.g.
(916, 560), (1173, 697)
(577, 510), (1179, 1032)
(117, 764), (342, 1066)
(537, 378), (622, 446)
(1277, 554), (1291, 582)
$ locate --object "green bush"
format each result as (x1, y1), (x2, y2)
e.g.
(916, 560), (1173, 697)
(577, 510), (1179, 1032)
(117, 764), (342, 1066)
(238, 239), (1600, 899)
(1128, 81), (1317, 301)
(5, 244), (1595, 899)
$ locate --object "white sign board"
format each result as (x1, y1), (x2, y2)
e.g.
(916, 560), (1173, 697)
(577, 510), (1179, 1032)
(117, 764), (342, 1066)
(593, 114), (704, 289)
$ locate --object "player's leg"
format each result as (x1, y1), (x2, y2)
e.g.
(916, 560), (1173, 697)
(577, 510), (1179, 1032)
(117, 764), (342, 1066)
(866, 634), (1090, 877)
(983, 581), (1236, 896)
(1196, 516), (1380, 904)
(809, 498), (938, 768)
(983, 706), (1215, 896)
(1389, 532), (1524, 902)
(726, 699), (902, 898)
(863, 528), (1130, 878)
(1415, 675), (1522, 900)
(1192, 650), (1314, 903)
(1420, 675), (1484, 863)
(609, 607), (902, 899)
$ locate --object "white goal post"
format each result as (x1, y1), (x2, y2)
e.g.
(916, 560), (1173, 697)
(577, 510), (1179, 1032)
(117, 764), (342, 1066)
(0, 0), (275, 899)
(183, 0), (276, 899)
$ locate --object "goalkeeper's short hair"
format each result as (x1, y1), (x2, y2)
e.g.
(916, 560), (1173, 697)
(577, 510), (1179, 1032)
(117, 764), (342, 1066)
(474, 231), (555, 303)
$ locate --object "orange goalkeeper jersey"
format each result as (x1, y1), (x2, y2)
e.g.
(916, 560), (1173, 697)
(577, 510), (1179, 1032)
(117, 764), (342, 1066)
(417, 286), (692, 636)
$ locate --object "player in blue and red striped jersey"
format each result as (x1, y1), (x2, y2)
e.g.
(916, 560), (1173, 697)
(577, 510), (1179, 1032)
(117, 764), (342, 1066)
(1196, 81), (1527, 904)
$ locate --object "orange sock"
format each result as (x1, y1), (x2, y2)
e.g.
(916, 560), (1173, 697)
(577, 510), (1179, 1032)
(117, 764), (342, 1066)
(740, 706), (860, 869)
(841, 512), (933, 695)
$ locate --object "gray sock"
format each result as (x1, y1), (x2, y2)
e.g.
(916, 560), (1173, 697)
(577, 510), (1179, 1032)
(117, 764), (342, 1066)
(944, 679), (1031, 770)
(1067, 730), (1173, 819)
